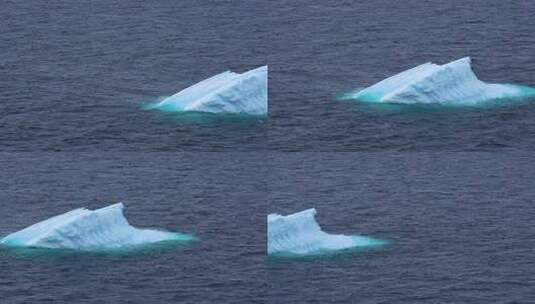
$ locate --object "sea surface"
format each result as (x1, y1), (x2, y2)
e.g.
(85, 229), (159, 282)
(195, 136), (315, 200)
(267, 1), (535, 151)
(0, 153), (266, 304)
(2, 1), (535, 151)
(0, 0), (268, 151)
(1, 1), (535, 304)
(267, 153), (535, 303)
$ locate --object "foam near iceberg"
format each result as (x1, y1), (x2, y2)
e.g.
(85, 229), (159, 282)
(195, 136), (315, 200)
(267, 208), (385, 256)
(0, 203), (194, 251)
(148, 66), (267, 115)
(351, 57), (535, 105)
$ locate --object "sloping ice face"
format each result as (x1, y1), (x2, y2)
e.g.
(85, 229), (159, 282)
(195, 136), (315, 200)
(149, 66), (268, 115)
(267, 208), (385, 256)
(353, 57), (535, 105)
(0, 203), (193, 251)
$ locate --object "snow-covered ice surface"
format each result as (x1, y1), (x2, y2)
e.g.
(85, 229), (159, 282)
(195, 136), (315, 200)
(147, 66), (267, 115)
(348, 57), (535, 105)
(0, 203), (194, 252)
(267, 208), (385, 256)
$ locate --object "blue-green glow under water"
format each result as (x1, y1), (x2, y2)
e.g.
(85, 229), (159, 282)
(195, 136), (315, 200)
(0, 234), (197, 260)
(337, 87), (535, 115)
(268, 240), (390, 264)
(142, 100), (186, 112)
(142, 102), (267, 125)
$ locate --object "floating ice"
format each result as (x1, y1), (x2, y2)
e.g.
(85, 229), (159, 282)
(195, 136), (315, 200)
(351, 57), (535, 105)
(0, 203), (193, 251)
(148, 66), (267, 115)
(267, 208), (385, 256)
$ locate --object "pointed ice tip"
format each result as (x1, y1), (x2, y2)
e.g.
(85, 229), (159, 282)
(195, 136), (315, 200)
(284, 208), (317, 220)
(99, 202), (124, 211)
(303, 208), (317, 216)
(249, 65), (267, 73)
(451, 57), (471, 65)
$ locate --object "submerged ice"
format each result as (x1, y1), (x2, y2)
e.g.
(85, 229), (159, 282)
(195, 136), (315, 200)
(0, 203), (193, 251)
(148, 66), (267, 115)
(351, 57), (535, 105)
(267, 208), (385, 256)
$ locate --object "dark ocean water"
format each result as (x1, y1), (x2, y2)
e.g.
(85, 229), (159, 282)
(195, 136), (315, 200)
(2, 1), (535, 151)
(0, 153), (266, 304)
(267, 1), (535, 151)
(267, 153), (535, 303)
(0, 0), (268, 151)
(2, 1), (535, 304)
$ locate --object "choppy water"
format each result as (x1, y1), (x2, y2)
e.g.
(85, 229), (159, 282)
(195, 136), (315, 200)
(0, 0), (268, 151)
(2, 0), (535, 303)
(267, 153), (535, 303)
(267, 0), (535, 151)
(2, 1), (535, 151)
(0, 153), (266, 303)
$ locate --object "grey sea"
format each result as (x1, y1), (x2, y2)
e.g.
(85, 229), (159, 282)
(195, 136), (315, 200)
(1, 1), (535, 303)
(0, 153), (266, 304)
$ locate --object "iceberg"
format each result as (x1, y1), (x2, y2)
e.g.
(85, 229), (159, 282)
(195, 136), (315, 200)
(351, 57), (535, 105)
(267, 208), (385, 256)
(148, 66), (267, 115)
(0, 203), (194, 251)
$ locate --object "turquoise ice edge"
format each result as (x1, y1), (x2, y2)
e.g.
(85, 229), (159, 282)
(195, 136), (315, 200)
(268, 208), (389, 262)
(143, 66), (267, 118)
(142, 102), (267, 124)
(0, 203), (198, 258)
(0, 233), (197, 260)
(337, 87), (535, 116)
(339, 85), (535, 108)
(268, 237), (390, 263)
(339, 57), (535, 110)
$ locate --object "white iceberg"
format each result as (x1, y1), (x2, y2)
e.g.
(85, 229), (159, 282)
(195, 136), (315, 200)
(0, 203), (193, 251)
(352, 57), (535, 105)
(148, 66), (267, 115)
(267, 208), (385, 256)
